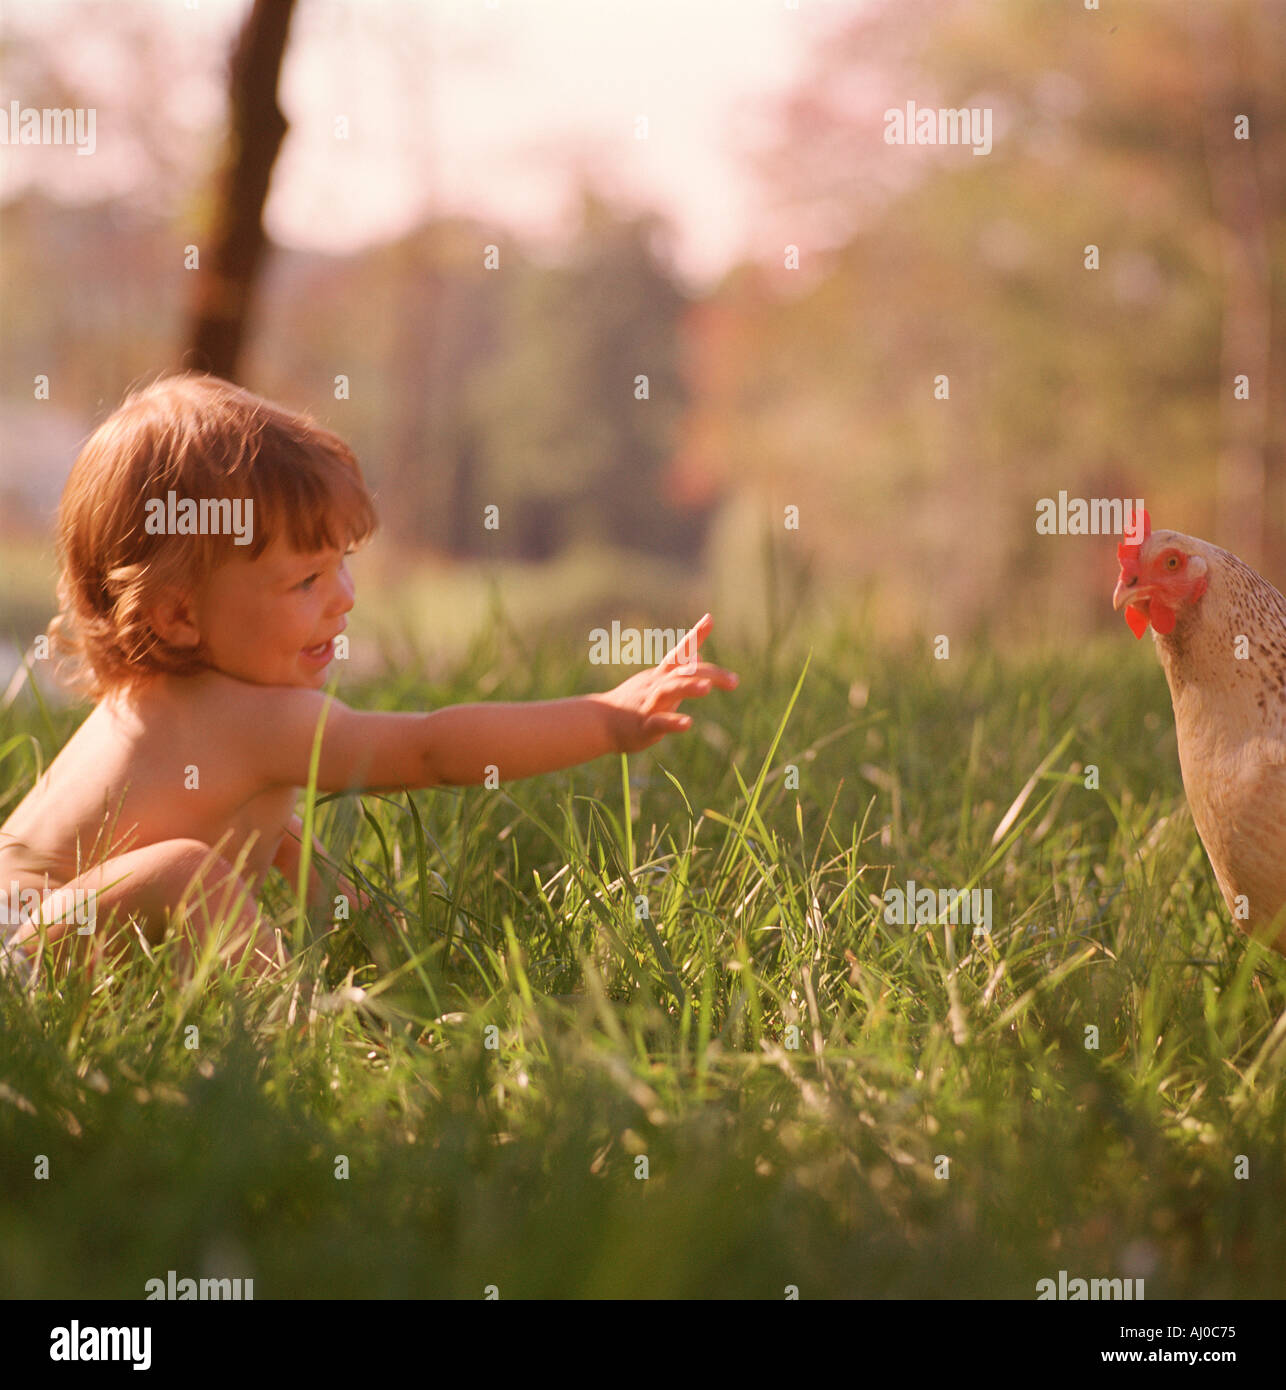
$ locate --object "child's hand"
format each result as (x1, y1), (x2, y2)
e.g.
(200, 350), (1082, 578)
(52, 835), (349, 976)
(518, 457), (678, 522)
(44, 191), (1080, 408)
(593, 613), (738, 754)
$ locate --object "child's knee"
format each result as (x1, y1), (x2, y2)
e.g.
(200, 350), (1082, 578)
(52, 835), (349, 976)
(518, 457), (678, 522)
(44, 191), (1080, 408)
(153, 840), (278, 971)
(166, 839), (246, 896)
(167, 841), (259, 922)
(10, 839), (273, 975)
(96, 839), (260, 952)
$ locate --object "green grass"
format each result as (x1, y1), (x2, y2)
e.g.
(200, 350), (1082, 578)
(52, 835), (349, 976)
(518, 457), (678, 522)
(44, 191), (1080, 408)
(2, 615), (1284, 1299)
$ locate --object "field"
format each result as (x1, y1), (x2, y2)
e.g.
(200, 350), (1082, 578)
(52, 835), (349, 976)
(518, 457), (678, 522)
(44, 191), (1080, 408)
(2, 614), (1284, 1299)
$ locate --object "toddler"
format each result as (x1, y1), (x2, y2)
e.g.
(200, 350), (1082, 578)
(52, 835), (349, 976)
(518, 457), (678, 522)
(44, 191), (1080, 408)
(0, 375), (736, 978)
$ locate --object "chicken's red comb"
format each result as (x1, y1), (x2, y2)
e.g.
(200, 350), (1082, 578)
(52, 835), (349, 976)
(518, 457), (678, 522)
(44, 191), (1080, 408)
(1117, 508), (1150, 564)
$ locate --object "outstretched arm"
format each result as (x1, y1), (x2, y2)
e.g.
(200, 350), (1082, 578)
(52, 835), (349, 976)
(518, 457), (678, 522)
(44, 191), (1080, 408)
(247, 614), (737, 793)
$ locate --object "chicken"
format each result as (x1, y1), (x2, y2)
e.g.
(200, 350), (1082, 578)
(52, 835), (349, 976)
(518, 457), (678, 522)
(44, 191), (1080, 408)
(1114, 511), (1286, 951)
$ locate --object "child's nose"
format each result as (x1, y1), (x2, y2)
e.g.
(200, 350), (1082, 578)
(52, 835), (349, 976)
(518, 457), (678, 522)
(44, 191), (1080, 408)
(331, 566), (356, 613)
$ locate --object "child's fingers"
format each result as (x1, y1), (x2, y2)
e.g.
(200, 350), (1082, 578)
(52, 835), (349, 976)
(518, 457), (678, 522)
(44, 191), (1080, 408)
(644, 711), (693, 735)
(679, 662), (738, 689)
(665, 676), (715, 701)
(660, 613), (712, 671)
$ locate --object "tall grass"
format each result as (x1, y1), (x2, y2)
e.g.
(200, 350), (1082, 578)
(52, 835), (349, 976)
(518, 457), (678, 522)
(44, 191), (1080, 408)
(2, 617), (1283, 1298)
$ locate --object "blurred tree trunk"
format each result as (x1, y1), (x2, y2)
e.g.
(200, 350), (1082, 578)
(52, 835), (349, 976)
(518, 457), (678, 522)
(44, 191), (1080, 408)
(385, 235), (441, 548)
(186, 0), (296, 382)
(1191, 6), (1272, 567)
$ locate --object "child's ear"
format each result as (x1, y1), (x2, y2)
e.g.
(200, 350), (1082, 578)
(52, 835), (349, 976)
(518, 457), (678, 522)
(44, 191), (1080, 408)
(148, 588), (202, 649)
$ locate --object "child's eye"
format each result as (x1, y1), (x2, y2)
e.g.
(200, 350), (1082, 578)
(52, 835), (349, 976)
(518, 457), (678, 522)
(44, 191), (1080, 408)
(297, 550), (352, 589)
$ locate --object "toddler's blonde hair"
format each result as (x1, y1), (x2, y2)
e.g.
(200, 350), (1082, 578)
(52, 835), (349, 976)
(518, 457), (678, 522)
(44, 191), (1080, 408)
(49, 374), (377, 698)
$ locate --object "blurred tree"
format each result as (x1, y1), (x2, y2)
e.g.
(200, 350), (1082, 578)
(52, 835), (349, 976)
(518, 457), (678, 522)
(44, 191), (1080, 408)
(477, 188), (707, 560)
(0, 5), (240, 410)
(381, 222), (505, 555)
(186, 0), (296, 382)
(1186, 4), (1274, 564)
(696, 0), (1285, 636)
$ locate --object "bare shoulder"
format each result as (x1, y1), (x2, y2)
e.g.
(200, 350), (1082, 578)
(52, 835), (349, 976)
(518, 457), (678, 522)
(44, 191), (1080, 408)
(186, 673), (426, 793)
(186, 672), (343, 763)
(187, 670), (332, 728)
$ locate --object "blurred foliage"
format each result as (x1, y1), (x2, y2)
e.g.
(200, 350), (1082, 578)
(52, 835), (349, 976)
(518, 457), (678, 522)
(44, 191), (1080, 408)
(713, 0), (1286, 639)
(0, 0), (1282, 652)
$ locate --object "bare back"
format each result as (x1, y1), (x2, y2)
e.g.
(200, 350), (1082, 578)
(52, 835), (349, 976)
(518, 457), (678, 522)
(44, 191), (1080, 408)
(0, 672), (298, 901)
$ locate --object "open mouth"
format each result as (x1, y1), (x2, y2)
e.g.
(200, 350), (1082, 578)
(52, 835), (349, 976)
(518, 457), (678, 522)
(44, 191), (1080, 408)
(302, 638), (333, 661)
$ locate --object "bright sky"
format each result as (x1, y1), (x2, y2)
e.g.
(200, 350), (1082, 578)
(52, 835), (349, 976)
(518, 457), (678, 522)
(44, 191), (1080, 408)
(277, 0), (855, 288)
(3, 0), (860, 290)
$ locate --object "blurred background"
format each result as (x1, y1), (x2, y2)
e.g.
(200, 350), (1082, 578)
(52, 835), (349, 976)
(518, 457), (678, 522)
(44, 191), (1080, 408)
(1, 0), (1283, 688)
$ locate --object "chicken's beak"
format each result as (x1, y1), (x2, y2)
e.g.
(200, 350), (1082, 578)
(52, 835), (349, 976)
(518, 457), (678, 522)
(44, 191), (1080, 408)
(1113, 573), (1152, 638)
(1112, 574), (1138, 613)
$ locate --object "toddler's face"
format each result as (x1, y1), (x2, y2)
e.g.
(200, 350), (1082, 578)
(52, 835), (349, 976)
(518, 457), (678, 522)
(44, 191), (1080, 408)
(190, 533), (355, 688)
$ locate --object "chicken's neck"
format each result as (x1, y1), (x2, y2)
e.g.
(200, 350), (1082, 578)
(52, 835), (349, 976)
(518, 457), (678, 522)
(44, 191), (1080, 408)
(1153, 558), (1286, 763)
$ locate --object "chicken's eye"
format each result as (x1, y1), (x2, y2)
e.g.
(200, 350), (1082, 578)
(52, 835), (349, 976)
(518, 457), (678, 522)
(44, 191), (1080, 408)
(1165, 554), (1180, 571)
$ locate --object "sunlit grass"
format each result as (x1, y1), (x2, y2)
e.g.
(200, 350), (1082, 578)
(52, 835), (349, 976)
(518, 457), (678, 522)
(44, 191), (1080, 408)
(2, 616), (1284, 1298)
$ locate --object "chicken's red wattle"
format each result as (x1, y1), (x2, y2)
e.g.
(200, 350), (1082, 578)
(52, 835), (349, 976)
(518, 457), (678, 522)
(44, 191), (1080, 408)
(1149, 601), (1176, 635)
(1125, 605), (1150, 639)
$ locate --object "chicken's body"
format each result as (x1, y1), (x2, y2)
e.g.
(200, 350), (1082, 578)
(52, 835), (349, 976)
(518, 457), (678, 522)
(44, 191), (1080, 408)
(1114, 517), (1286, 949)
